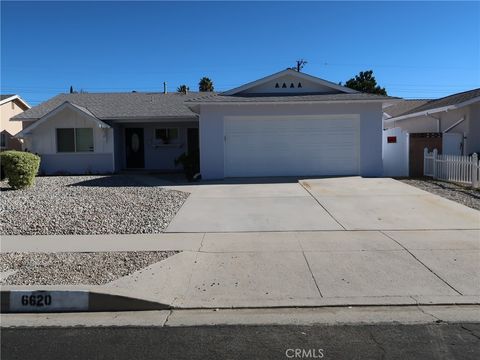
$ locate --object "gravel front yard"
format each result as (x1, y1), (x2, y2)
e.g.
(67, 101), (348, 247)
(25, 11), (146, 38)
(0, 251), (178, 285)
(0, 175), (189, 235)
(400, 178), (480, 211)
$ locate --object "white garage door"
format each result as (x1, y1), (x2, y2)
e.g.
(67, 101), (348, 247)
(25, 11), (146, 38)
(224, 115), (360, 177)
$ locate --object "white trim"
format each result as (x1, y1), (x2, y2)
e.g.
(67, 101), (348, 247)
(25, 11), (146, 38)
(16, 102), (110, 138)
(0, 95), (30, 109)
(222, 69), (359, 95)
(443, 116), (466, 133)
(384, 96), (480, 125)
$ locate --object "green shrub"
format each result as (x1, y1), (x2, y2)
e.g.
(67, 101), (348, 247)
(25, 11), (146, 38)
(0, 151), (40, 189)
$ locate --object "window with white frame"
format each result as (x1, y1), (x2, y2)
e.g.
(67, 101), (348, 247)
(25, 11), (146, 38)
(56, 128), (94, 152)
(155, 128), (179, 144)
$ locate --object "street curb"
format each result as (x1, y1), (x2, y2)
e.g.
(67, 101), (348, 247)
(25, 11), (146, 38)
(1, 290), (170, 313)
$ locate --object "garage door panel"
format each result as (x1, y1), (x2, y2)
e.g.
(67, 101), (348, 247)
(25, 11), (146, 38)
(225, 117), (359, 177)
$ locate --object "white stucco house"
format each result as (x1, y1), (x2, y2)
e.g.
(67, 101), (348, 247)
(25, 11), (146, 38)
(14, 69), (396, 179)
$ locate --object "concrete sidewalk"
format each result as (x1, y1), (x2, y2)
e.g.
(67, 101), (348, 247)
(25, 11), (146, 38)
(2, 230), (479, 309)
(102, 230), (479, 308)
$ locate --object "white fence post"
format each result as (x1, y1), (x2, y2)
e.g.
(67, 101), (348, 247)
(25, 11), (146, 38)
(473, 153), (479, 188)
(423, 147), (428, 177)
(432, 148), (438, 179)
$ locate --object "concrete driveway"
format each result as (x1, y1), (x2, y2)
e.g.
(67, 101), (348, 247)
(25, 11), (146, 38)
(166, 177), (479, 233)
(166, 182), (343, 232)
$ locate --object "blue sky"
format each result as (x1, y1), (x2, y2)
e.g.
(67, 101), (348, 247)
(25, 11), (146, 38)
(1, 1), (479, 105)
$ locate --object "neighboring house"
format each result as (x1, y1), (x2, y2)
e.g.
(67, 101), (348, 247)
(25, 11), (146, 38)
(384, 88), (480, 156)
(0, 94), (30, 150)
(14, 69), (396, 178)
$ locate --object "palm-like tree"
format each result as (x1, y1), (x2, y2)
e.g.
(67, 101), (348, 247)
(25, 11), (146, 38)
(177, 84), (190, 94)
(199, 77), (214, 92)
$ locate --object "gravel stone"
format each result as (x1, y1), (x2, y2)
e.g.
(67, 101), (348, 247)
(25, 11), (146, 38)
(0, 251), (179, 285)
(0, 175), (189, 235)
(400, 178), (480, 211)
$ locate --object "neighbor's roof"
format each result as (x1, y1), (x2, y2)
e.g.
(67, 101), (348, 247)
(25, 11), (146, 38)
(386, 88), (480, 121)
(383, 99), (431, 118)
(13, 92), (214, 120)
(398, 88), (480, 117)
(187, 92), (398, 104)
(0, 94), (16, 101)
(0, 94), (31, 109)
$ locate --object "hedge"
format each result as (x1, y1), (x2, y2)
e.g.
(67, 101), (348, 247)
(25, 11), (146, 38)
(0, 151), (41, 189)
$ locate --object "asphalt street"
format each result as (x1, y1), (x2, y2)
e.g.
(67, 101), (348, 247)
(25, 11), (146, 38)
(2, 323), (480, 360)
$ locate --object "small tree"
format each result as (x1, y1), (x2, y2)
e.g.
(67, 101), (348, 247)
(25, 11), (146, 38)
(199, 77), (214, 92)
(177, 84), (190, 93)
(342, 70), (387, 95)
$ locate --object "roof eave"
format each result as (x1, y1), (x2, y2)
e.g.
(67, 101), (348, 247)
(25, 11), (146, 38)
(187, 98), (398, 106)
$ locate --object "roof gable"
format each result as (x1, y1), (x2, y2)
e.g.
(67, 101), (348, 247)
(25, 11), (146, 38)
(17, 101), (110, 138)
(222, 69), (358, 96)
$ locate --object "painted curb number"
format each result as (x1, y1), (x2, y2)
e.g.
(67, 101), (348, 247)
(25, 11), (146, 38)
(21, 293), (52, 307)
(10, 291), (89, 312)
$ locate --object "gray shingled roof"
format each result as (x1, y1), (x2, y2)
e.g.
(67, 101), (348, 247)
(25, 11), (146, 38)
(14, 90), (398, 121)
(383, 99), (431, 118)
(186, 92), (398, 103)
(13, 92), (215, 120)
(389, 88), (480, 119)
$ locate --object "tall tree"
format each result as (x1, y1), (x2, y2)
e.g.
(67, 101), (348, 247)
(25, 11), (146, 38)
(69, 85), (74, 94)
(342, 70), (387, 95)
(198, 77), (214, 92)
(177, 84), (190, 93)
(291, 59), (307, 72)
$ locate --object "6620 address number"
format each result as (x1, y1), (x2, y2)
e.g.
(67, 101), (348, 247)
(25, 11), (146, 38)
(21, 294), (52, 307)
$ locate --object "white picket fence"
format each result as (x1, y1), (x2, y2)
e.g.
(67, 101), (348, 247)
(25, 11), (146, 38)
(424, 148), (479, 187)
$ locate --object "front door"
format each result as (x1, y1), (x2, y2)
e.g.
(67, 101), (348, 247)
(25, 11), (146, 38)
(125, 128), (145, 168)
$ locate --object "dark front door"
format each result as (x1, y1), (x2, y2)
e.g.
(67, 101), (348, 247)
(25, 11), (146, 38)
(187, 128), (200, 174)
(125, 128), (145, 168)
(187, 128), (199, 155)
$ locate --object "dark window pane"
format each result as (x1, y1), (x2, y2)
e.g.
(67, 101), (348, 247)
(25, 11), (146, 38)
(168, 128), (179, 139)
(155, 128), (167, 140)
(76, 128), (94, 152)
(57, 128), (75, 152)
